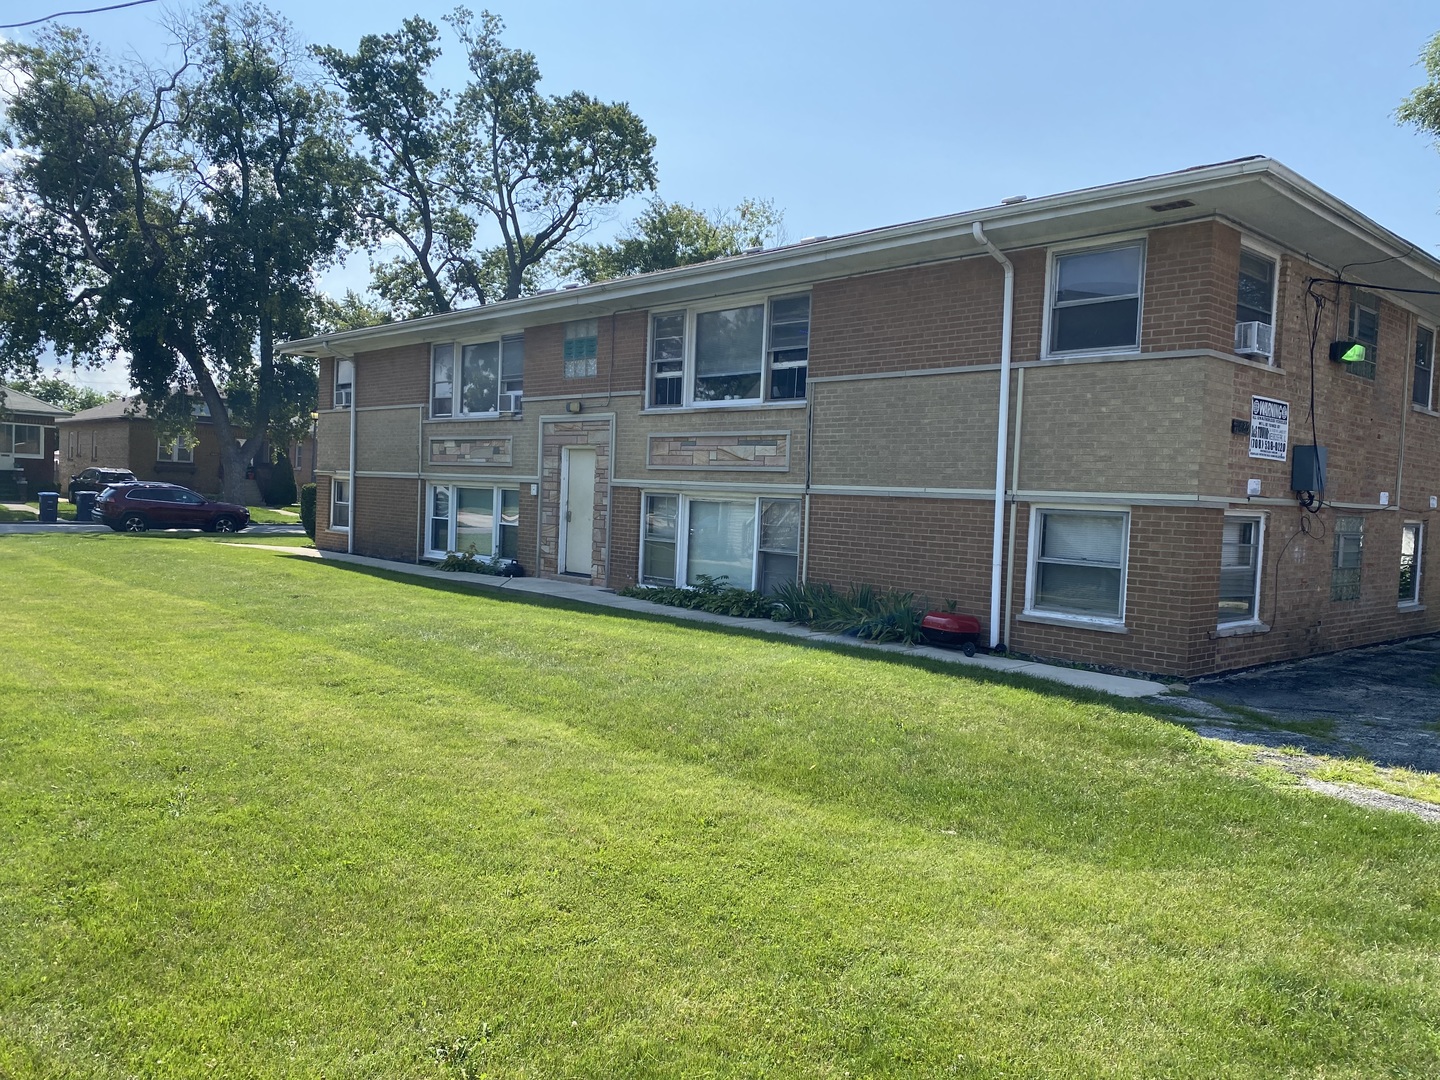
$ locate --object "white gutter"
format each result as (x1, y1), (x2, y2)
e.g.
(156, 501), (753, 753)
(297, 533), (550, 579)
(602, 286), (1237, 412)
(973, 222), (1014, 651)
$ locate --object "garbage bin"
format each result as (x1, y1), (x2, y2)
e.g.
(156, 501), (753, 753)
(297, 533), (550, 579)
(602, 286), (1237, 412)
(37, 491), (59, 524)
(75, 490), (97, 523)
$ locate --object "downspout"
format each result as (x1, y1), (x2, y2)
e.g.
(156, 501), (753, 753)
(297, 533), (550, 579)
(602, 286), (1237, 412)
(346, 353), (356, 556)
(1004, 368), (1025, 648)
(973, 221), (1014, 651)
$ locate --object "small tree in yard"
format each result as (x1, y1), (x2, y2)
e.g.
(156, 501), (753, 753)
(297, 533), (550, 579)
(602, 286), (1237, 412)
(0, 3), (362, 504)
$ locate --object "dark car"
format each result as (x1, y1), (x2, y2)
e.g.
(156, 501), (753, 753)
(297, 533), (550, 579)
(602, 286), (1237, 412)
(97, 482), (250, 533)
(68, 467), (139, 503)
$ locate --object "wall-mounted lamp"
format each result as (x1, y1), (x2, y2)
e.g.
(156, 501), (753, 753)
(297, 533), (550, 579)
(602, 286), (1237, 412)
(565, 400), (583, 414)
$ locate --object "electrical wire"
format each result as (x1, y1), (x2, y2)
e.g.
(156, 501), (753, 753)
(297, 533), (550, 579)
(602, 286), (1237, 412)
(0, 0), (156, 30)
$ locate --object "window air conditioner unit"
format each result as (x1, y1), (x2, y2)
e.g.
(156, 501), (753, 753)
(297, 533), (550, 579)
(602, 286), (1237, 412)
(334, 388), (352, 407)
(1234, 321), (1273, 359)
(499, 391), (523, 414)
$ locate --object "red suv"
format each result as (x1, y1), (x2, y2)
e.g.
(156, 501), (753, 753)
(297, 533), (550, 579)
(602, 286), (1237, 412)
(97, 483), (250, 533)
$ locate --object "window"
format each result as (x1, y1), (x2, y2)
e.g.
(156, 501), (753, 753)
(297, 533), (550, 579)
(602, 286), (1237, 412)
(1400, 522), (1423, 605)
(1048, 242), (1144, 355)
(433, 335), (523, 417)
(335, 358), (354, 407)
(564, 319), (598, 379)
(431, 343), (454, 416)
(2, 424), (43, 458)
(1235, 250), (1277, 360)
(157, 436), (194, 463)
(1414, 326), (1435, 409)
(1219, 515), (1263, 625)
(1331, 516), (1363, 601)
(68, 430), (77, 458)
(425, 484), (519, 559)
(648, 293), (810, 408)
(331, 479), (350, 530)
(1027, 508), (1129, 622)
(1346, 290), (1379, 380)
(639, 494), (802, 593)
(641, 494), (678, 585)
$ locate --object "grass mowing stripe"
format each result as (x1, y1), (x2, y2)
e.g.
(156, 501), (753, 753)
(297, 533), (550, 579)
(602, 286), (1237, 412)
(2, 536), (1438, 1076)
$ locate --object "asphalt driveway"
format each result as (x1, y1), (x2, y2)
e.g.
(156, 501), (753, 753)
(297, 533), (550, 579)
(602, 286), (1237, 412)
(1188, 635), (1440, 773)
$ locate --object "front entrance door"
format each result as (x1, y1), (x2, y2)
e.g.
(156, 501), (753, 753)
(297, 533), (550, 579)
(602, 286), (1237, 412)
(0, 424), (14, 473)
(562, 447), (596, 576)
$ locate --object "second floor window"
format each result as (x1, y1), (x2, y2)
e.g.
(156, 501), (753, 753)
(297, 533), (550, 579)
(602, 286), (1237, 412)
(1414, 325), (1434, 409)
(1346, 290), (1380, 381)
(649, 293), (810, 409)
(564, 319), (598, 379)
(1234, 251), (1277, 361)
(1049, 242), (1144, 355)
(431, 336), (524, 417)
(334, 359), (353, 407)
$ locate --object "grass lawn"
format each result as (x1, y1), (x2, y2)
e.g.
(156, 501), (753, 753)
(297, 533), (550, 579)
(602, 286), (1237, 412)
(247, 504), (301, 524)
(2, 536), (1438, 1078)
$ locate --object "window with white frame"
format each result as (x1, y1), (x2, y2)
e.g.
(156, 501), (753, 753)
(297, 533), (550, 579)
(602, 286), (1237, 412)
(1048, 242), (1145, 355)
(639, 493), (801, 593)
(648, 293), (810, 408)
(1219, 515), (1263, 625)
(1331, 516), (1363, 601)
(334, 358), (353, 407)
(431, 336), (524, 417)
(1414, 326), (1434, 409)
(1346, 290), (1380, 380)
(1027, 508), (1129, 622)
(1400, 522), (1423, 605)
(564, 319), (598, 379)
(2, 423), (43, 458)
(157, 436), (194, 463)
(425, 483), (519, 559)
(1234, 250), (1277, 360)
(331, 478), (350, 530)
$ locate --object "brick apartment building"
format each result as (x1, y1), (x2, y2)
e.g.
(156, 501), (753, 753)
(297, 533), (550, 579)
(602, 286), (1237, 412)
(278, 157), (1440, 677)
(57, 398), (230, 495)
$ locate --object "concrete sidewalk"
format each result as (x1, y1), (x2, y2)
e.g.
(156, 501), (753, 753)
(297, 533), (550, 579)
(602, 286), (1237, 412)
(239, 544), (1169, 700)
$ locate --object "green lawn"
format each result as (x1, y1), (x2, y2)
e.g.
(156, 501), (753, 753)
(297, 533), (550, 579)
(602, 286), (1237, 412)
(2, 536), (1438, 1078)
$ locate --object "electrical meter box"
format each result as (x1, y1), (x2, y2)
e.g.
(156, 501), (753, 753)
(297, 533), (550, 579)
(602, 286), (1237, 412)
(1291, 444), (1327, 493)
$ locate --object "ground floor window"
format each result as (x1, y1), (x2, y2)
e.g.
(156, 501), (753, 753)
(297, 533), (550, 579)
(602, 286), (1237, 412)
(1400, 522), (1423, 605)
(1026, 507), (1129, 623)
(331, 479), (350, 530)
(426, 483), (519, 559)
(1219, 514), (1264, 625)
(1331, 516), (1363, 601)
(157, 436), (194, 463)
(640, 493), (801, 594)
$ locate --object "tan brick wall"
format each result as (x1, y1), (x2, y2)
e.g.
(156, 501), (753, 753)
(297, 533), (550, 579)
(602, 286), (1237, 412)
(423, 414), (534, 474)
(1016, 359), (1208, 495)
(522, 312), (648, 400)
(355, 407), (422, 474)
(356, 343), (429, 409)
(613, 401), (805, 486)
(538, 419), (612, 582)
(1139, 220), (1235, 356)
(609, 487), (641, 589)
(353, 475), (421, 562)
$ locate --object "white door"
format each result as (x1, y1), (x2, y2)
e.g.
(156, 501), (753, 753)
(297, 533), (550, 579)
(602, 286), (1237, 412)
(562, 447), (596, 576)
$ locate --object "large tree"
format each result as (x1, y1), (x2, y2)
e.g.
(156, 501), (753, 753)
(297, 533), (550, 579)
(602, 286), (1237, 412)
(1400, 32), (1440, 148)
(0, 3), (361, 503)
(560, 196), (786, 284)
(317, 8), (657, 316)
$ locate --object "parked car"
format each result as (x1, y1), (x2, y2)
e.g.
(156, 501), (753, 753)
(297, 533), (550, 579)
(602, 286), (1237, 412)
(97, 483), (250, 533)
(68, 467), (138, 503)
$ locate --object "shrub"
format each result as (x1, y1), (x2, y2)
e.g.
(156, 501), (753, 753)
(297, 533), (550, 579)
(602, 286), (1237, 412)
(435, 547), (524, 576)
(619, 574), (776, 618)
(256, 450), (298, 507)
(299, 483), (316, 539)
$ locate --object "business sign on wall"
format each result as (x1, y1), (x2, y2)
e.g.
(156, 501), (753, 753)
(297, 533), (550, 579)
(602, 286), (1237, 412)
(1249, 396), (1289, 461)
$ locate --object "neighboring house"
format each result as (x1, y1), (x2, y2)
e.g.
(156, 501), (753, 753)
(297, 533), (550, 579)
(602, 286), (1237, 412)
(56, 398), (228, 495)
(0, 386), (71, 498)
(278, 157), (1440, 678)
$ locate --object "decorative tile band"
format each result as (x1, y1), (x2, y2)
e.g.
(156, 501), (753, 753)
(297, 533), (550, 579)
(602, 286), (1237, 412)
(429, 436), (512, 466)
(648, 432), (790, 471)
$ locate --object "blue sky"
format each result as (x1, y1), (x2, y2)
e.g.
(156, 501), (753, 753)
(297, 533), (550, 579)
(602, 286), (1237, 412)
(8, 0), (1440, 391)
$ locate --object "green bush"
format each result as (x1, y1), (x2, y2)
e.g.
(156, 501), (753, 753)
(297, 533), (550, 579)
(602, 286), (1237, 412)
(435, 547), (524, 576)
(619, 575), (777, 618)
(770, 580), (928, 644)
(299, 483), (316, 539)
(256, 450), (298, 507)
